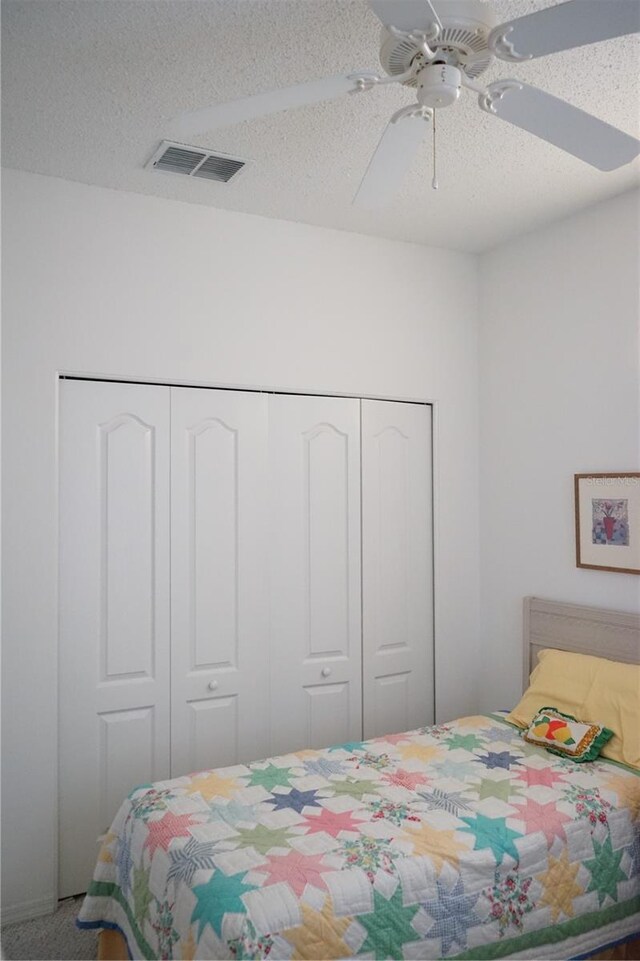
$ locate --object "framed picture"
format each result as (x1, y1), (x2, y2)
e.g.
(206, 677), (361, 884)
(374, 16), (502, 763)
(575, 472), (640, 574)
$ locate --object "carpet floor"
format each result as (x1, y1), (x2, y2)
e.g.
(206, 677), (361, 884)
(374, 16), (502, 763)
(1, 896), (98, 961)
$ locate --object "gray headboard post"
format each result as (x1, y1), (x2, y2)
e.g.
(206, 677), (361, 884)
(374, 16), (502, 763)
(523, 596), (640, 692)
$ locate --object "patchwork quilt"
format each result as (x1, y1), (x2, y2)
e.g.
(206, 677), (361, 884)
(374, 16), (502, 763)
(78, 713), (640, 960)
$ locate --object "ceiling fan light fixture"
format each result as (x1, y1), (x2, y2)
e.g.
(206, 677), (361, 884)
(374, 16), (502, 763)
(417, 64), (462, 107)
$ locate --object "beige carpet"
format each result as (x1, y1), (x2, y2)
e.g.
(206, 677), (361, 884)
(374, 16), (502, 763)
(1, 896), (98, 961)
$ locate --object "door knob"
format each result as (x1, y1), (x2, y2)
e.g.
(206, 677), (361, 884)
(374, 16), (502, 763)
(321, 667), (332, 678)
(208, 680), (219, 691)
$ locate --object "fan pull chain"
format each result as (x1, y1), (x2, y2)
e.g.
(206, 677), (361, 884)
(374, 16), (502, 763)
(431, 109), (438, 190)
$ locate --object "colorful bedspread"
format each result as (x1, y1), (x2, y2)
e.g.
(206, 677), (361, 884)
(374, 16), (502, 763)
(78, 713), (640, 960)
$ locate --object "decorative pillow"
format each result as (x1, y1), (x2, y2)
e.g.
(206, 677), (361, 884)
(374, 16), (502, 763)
(523, 706), (614, 762)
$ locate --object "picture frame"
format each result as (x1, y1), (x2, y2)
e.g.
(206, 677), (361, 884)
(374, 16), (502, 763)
(574, 472), (640, 574)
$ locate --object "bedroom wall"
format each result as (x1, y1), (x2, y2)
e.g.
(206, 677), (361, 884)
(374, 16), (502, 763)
(1, 169), (480, 919)
(478, 189), (640, 712)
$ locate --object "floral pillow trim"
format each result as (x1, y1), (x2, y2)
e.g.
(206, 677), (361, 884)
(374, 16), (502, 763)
(523, 706), (614, 762)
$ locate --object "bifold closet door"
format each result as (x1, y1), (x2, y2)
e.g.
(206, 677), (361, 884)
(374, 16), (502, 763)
(170, 388), (270, 777)
(59, 380), (171, 898)
(269, 394), (362, 756)
(361, 400), (434, 739)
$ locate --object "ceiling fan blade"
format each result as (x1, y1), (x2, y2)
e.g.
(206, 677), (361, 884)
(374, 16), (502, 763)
(489, 0), (640, 62)
(479, 81), (640, 171)
(168, 73), (376, 138)
(369, 0), (442, 34)
(354, 108), (430, 208)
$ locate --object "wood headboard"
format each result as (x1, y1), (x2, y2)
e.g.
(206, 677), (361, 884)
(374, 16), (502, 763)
(523, 596), (640, 691)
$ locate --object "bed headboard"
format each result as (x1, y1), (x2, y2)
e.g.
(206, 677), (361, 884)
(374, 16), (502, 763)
(523, 596), (640, 691)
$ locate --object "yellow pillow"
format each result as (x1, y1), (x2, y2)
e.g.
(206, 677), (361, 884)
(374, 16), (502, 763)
(507, 648), (640, 770)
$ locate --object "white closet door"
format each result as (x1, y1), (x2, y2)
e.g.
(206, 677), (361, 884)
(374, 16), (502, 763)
(361, 400), (433, 739)
(59, 379), (170, 897)
(269, 394), (362, 755)
(170, 388), (269, 777)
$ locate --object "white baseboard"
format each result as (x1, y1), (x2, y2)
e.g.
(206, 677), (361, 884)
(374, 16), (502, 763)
(0, 896), (56, 925)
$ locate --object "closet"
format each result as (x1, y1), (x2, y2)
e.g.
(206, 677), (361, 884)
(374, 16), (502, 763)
(58, 378), (433, 896)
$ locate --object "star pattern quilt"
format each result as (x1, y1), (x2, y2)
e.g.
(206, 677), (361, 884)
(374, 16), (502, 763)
(78, 712), (640, 960)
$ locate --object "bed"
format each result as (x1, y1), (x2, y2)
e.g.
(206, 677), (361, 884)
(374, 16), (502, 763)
(78, 597), (640, 960)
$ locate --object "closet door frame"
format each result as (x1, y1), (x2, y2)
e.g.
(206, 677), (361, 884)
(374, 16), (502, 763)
(56, 374), (437, 899)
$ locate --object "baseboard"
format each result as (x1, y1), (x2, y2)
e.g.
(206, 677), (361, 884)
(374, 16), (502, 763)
(0, 896), (56, 925)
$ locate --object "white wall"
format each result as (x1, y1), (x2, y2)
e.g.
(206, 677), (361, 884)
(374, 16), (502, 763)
(1, 169), (480, 918)
(478, 190), (640, 712)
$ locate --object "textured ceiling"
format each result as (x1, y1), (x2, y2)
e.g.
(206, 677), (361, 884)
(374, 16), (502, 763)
(2, 0), (639, 252)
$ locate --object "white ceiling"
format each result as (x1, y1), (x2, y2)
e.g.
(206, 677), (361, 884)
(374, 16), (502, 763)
(2, 0), (639, 252)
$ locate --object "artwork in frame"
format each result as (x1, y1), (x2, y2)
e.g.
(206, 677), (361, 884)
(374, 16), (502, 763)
(575, 472), (640, 574)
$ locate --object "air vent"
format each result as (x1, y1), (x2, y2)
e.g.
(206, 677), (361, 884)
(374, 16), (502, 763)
(193, 154), (245, 182)
(146, 141), (247, 184)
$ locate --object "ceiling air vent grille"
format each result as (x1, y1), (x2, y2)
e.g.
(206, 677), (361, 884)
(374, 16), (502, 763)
(146, 141), (247, 183)
(193, 154), (245, 182)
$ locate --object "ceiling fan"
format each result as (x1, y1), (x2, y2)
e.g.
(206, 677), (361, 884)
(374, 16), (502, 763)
(167, 0), (640, 204)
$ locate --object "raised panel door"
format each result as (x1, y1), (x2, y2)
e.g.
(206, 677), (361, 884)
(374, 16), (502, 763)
(58, 379), (170, 897)
(361, 400), (434, 738)
(269, 394), (362, 755)
(170, 388), (269, 777)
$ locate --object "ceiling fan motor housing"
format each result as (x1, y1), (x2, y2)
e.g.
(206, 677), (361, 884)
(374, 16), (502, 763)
(379, 0), (497, 83)
(417, 64), (462, 107)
